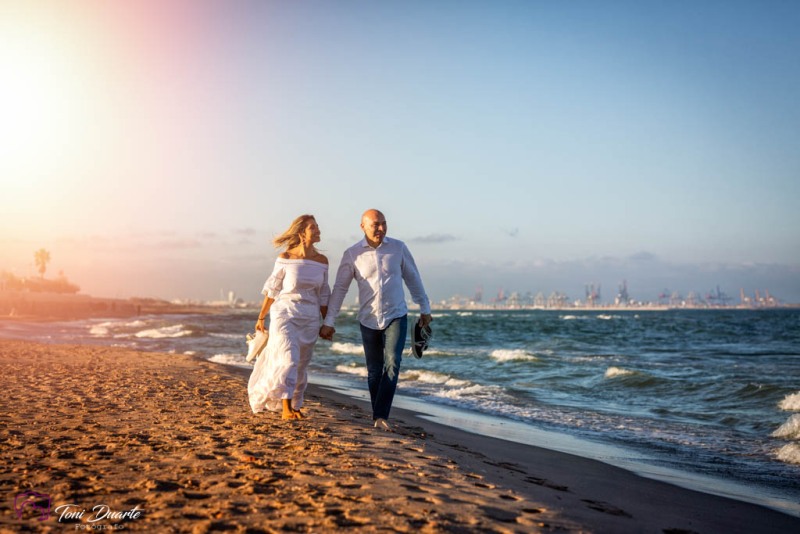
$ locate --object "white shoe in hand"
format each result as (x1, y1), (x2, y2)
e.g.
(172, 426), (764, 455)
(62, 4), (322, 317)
(246, 330), (269, 362)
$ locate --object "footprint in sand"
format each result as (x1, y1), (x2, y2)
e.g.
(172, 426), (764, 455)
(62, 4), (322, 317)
(182, 491), (212, 500)
(526, 476), (569, 492)
(479, 505), (520, 524)
(484, 460), (527, 474)
(400, 483), (428, 493)
(336, 482), (363, 489)
(141, 480), (181, 492)
(582, 499), (632, 518)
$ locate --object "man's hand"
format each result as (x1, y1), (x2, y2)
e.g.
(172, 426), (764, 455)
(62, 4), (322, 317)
(419, 314), (433, 328)
(319, 325), (335, 340)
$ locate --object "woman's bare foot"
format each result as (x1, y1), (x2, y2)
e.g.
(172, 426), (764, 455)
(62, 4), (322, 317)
(281, 399), (301, 420)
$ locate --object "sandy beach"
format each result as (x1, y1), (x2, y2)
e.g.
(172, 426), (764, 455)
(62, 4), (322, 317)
(1, 339), (798, 533)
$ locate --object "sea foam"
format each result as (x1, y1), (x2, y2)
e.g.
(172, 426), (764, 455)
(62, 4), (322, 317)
(89, 319), (147, 336)
(134, 325), (192, 339)
(778, 392), (800, 411)
(775, 443), (800, 465)
(490, 349), (538, 362)
(335, 363), (368, 377)
(330, 342), (364, 355)
(433, 383), (491, 399)
(89, 325), (110, 336)
(402, 369), (470, 387)
(772, 414), (800, 439)
(207, 353), (249, 368)
(605, 366), (635, 378)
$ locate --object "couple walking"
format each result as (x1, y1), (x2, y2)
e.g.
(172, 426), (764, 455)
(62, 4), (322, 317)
(247, 209), (433, 431)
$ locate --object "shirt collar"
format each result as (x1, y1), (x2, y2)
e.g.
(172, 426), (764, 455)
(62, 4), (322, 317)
(359, 236), (389, 249)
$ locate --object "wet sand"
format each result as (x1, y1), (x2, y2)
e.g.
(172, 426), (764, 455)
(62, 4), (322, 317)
(1, 339), (798, 533)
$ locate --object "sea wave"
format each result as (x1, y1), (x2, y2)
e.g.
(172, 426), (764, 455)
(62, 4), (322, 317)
(135, 325), (193, 339)
(605, 366), (635, 378)
(772, 414), (800, 440)
(330, 342), (364, 355)
(779, 392), (800, 411)
(210, 333), (243, 340)
(89, 325), (110, 336)
(432, 383), (494, 399)
(207, 353), (249, 368)
(490, 349), (538, 362)
(89, 319), (148, 336)
(335, 363), (368, 377)
(401, 369), (470, 387)
(415, 348), (451, 357)
(775, 443), (800, 465)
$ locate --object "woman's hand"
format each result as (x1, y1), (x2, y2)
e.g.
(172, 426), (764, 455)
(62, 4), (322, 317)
(255, 318), (266, 332)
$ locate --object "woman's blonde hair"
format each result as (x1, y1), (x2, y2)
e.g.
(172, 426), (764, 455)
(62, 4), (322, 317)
(273, 214), (316, 250)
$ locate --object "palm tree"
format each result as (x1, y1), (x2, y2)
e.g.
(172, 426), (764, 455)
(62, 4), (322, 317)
(34, 249), (50, 279)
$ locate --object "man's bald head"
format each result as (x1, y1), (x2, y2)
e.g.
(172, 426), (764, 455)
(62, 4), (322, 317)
(361, 209), (387, 248)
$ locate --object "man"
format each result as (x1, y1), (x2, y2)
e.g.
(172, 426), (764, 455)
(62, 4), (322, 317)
(320, 209), (432, 431)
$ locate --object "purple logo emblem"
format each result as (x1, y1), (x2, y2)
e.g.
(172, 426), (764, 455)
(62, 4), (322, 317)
(14, 490), (51, 521)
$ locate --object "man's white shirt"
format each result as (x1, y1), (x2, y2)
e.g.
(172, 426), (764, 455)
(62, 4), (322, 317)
(324, 237), (431, 330)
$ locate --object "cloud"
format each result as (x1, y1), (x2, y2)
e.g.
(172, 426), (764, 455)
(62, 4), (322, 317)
(628, 251), (657, 262)
(409, 233), (459, 244)
(502, 227), (519, 238)
(233, 228), (258, 236)
(152, 238), (203, 250)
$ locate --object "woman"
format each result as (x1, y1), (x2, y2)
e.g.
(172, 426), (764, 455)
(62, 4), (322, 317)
(248, 214), (330, 419)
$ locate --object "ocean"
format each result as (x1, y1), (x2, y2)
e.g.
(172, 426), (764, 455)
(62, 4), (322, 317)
(3, 308), (799, 516)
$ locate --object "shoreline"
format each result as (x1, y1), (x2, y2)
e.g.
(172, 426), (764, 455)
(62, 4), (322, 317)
(310, 375), (800, 519)
(1, 340), (798, 532)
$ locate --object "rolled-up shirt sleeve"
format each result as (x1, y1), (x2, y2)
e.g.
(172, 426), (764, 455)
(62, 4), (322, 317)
(323, 251), (355, 327)
(401, 243), (431, 314)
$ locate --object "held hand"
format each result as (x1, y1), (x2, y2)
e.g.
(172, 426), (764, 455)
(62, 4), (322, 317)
(419, 314), (433, 328)
(319, 325), (335, 340)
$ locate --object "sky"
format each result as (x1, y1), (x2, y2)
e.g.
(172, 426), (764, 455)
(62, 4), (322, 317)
(1, 0), (799, 305)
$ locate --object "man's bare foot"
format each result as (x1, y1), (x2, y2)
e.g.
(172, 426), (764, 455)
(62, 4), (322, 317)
(374, 418), (393, 432)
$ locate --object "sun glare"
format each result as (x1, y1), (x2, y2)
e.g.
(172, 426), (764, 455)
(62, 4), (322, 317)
(0, 8), (87, 213)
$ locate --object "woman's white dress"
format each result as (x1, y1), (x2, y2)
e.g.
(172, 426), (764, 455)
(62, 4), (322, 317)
(248, 258), (330, 413)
